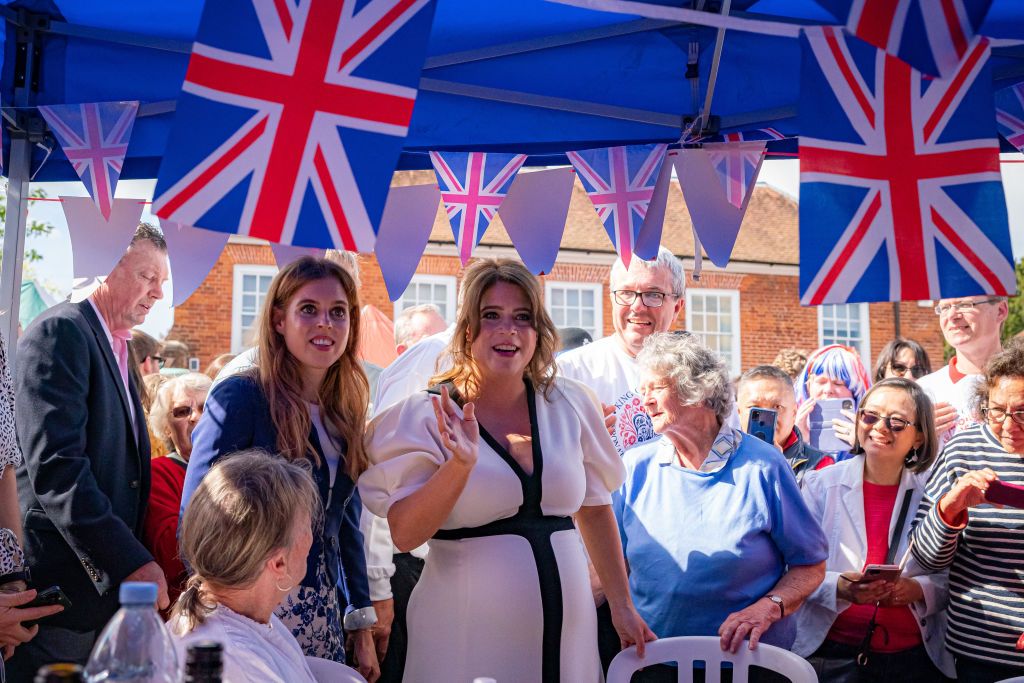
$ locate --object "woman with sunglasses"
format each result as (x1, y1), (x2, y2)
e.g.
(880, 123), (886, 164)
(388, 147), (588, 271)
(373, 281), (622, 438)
(872, 339), (932, 384)
(143, 372), (212, 613)
(912, 341), (1024, 682)
(795, 378), (953, 681)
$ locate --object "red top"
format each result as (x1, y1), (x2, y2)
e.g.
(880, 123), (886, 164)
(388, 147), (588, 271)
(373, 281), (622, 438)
(142, 454), (189, 612)
(827, 481), (922, 652)
(949, 355), (967, 383)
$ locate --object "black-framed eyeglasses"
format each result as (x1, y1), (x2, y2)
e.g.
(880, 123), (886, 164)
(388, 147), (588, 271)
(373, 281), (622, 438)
(889, 362), (926, 378)
(612, 290), (674, 308)
(150, 355), (165, 369)
(859, 409), (917, 433)
(934, 298), (1002, 316)
(981, 406), (1024, 426)
(171, 405), (202, 420)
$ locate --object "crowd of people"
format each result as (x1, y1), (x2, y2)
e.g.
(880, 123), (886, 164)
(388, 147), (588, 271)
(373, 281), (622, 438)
(0, 223), (1021, 683)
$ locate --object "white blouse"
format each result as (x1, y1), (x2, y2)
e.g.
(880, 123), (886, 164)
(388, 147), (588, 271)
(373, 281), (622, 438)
(168, 604), (316, 683)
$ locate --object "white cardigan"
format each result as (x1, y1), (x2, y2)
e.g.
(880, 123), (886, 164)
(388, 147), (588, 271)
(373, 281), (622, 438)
(793, 457), (954, 676)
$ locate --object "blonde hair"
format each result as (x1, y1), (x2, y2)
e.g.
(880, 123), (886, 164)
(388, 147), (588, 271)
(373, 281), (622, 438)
(255, 256), (369, 477)
(172, 450), (321, 631)
(430, 259), (558, 398)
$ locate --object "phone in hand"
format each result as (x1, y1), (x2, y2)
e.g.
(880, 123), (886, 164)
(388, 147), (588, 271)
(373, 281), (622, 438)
(985, 480), (1024, 509)
(809, 398), (855, 453)
(860, 564), (902, 583)
(22, 585), (72, 628)
(746, 408), (777, 446)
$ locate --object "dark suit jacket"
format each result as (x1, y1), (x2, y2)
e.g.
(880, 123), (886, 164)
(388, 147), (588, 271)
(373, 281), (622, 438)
(15, 301), (153, 632)
(185, 374), (371, 609)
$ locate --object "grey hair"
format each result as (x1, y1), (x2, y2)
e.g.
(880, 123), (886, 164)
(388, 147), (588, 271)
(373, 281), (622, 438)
(149, 372), (213, 450)
(736, 365), (795, 398)
(394, 304), (444, 347)
(130, 222), (167, 251)
(636, 332), (733, 424)
(609, 246), (686, 297)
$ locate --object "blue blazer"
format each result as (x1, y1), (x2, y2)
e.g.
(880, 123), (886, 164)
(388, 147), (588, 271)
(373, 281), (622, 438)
(183, 374), (370, 609)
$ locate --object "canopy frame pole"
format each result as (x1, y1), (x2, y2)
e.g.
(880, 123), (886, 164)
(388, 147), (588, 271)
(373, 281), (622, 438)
(698, 0), (732, 135)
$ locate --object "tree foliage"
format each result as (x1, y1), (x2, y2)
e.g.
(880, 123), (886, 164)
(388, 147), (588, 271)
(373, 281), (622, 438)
(0, 186), (55, 262)
(1003, 257), (1024, 342)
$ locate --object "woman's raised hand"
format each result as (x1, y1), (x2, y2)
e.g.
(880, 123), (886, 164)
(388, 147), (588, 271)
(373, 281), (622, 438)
(939, 468), (999, 524)
(431, 385), (479, 468)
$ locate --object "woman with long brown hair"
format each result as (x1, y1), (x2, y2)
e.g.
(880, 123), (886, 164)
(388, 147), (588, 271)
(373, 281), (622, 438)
(360, 258), (653, 682)
(183, 256), (378, 681)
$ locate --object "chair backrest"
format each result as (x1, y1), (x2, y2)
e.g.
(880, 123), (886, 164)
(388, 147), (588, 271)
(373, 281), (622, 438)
(607, 636), (817, 683)
(304, 655), (367, 683)
(995, 678), (1024, 683)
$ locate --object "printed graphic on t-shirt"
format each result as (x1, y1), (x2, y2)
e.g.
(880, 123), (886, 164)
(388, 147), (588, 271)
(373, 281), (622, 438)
(612, 391), (656, 456)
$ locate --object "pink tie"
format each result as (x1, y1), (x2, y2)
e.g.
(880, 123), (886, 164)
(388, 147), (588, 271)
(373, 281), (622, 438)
(111, 330), (132, 394)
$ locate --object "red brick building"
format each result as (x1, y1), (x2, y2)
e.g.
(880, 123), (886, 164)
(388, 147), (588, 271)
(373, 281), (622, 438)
(169, 170), (945, 374)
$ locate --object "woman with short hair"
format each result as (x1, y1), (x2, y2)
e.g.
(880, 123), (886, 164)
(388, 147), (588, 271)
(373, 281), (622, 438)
(170, 450), (323, 683)
(873, 339), (932, 383)
(615, 333), (827, 681)
(912, 341), (1024, 682)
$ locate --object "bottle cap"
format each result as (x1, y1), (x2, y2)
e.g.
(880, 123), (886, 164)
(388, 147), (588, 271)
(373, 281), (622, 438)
(119, 582), (158, 605)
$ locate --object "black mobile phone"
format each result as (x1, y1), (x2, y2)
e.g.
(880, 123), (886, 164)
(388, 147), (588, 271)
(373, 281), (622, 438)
(22, 585), (72, 628)
(747, 407), (777, 445)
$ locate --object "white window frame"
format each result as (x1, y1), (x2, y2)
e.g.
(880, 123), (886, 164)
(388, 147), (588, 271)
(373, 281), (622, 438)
(818, 303), (872, 365)
(544, 281), (604, 340)
(685, 288), (742, 375)
(393, 274), (458, 324)
(231, 265), (278, 353)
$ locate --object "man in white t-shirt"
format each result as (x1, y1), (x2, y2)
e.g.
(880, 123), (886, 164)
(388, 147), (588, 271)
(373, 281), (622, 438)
(558, 246), (686, 436)
(918, 295), (1007, 450)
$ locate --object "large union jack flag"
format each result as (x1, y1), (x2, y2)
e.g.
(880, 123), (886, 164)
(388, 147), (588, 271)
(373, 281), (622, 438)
(152, 0), (435, 251)
(39, 101), (138, 220)
(704, 141), (767, 210)
(567, 144), (667, 268)
(815, 0), (994, 78)
(429, 151), (526, 265)
(799, 27), (1014, 305)
(995, 83), (1024, 152)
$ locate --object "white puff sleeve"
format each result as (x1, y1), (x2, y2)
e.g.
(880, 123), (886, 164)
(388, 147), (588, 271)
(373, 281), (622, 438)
(554, 378), (625, 506)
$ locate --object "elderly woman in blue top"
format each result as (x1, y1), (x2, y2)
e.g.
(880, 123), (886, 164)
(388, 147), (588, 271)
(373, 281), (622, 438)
(614, 333), (827, 681)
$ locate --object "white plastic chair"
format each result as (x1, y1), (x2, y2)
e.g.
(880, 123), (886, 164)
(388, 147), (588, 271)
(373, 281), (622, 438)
(607, 636), (817, 683)
(995, 678), (1024, 683)
(304, 656), (367, 683)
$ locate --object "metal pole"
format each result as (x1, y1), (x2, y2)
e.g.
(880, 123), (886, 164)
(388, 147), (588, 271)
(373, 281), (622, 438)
(893, 301), (902, 339)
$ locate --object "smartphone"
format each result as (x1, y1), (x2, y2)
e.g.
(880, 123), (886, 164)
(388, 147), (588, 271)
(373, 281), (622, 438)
(746, 408), (777, 446)
(809, 398), (855, 453)
(986, 480), (1024, 509)
(861, 564), (902, 583)
(22, 585), (72, 628)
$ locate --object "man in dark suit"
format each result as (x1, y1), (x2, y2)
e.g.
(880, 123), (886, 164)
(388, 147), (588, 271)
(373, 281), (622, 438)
(9, 223), (170, 677)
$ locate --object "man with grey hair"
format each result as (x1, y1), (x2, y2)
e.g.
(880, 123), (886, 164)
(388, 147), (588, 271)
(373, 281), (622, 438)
(11, 224), (170, 676)
(559, 246), (686, 431)
(393, 304), (447, 356)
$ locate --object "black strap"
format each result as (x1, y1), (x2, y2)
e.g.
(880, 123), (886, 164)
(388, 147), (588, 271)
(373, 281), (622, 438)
(886, 489), (915, 566)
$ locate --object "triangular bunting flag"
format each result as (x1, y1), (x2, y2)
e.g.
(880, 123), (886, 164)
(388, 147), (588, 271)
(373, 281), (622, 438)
(374, 184), (443, 301)
(704, 140), (767, 210)
(61, 196), (144, 279)
(995, 83), (1024, 152)
(694, 128), (789, 143)
(39, 102), (139, 220)
(634, 149), (674, 261)
(160, 220), (231, 307)
(674, 149), (748, 268)
(271, 243), (325, 270)
(567, 144), (667, 268)
(500, 167), (575, 276)
(814, 0), (994, 79)
(430, 151), (526, 265)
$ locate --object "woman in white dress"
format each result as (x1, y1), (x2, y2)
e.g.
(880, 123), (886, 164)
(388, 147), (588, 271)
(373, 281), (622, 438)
(360, 259), (653, 683)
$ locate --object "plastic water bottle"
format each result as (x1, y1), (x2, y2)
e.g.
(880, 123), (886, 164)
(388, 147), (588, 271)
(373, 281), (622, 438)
(83, 582), (179, 683)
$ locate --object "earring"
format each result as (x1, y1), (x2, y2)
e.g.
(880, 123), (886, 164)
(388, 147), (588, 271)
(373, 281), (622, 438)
(905, 447), (921, 466)
(275, 572), (295, 593)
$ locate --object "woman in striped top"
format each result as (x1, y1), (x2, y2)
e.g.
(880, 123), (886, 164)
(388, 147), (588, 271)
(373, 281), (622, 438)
(911, 340), (1024, 683)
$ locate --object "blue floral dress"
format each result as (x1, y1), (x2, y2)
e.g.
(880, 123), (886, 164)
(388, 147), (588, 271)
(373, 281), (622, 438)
(276, 548), (344, 662)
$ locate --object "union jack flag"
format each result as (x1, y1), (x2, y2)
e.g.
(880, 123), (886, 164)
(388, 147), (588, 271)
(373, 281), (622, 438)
(152, 0), (435, 251)
(39, 101), (138, 220)
(567, 144), (667, 268)
(799, 27), (1014, 305)
(429, 151), (526, 265)
(995, 83), (1024, 152)
(693, 128), (788, 144)
(815, 0), (994, 78)
(704, 141), (767, 209)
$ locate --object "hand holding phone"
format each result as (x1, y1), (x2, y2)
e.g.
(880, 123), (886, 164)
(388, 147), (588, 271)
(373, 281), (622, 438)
(746, 408), (777, 446)
(860, 564), (902, 583)
(20, 586), (71, 628)
(808, 398), (855, 453)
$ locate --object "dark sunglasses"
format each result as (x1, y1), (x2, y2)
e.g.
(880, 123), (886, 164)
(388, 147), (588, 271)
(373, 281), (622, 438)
(171, 405), (202, 420)
(859, 410), (917, 433)
(889, 362), (925, 378)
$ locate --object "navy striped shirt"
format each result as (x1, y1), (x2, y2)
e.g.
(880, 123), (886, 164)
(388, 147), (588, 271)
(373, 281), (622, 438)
(911, 424), (1024, 666)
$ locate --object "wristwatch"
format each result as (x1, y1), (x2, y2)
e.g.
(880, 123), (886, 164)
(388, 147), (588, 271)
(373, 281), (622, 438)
(343, 606), (378, 631)
(765, 594), (785, 619)
(0, 567), (31, 587)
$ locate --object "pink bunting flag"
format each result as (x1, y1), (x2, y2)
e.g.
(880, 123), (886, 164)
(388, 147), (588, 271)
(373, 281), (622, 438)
(704, 141), (767, 210)
(374, 184), (443, 301)
(674, 149), (750, 269)
(499, 167), (575, 275)
(160, 220), (230, 307)
(61, 196), (144, 279)
(39, 102), (139, 220)
(271, 243), (325, 269)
